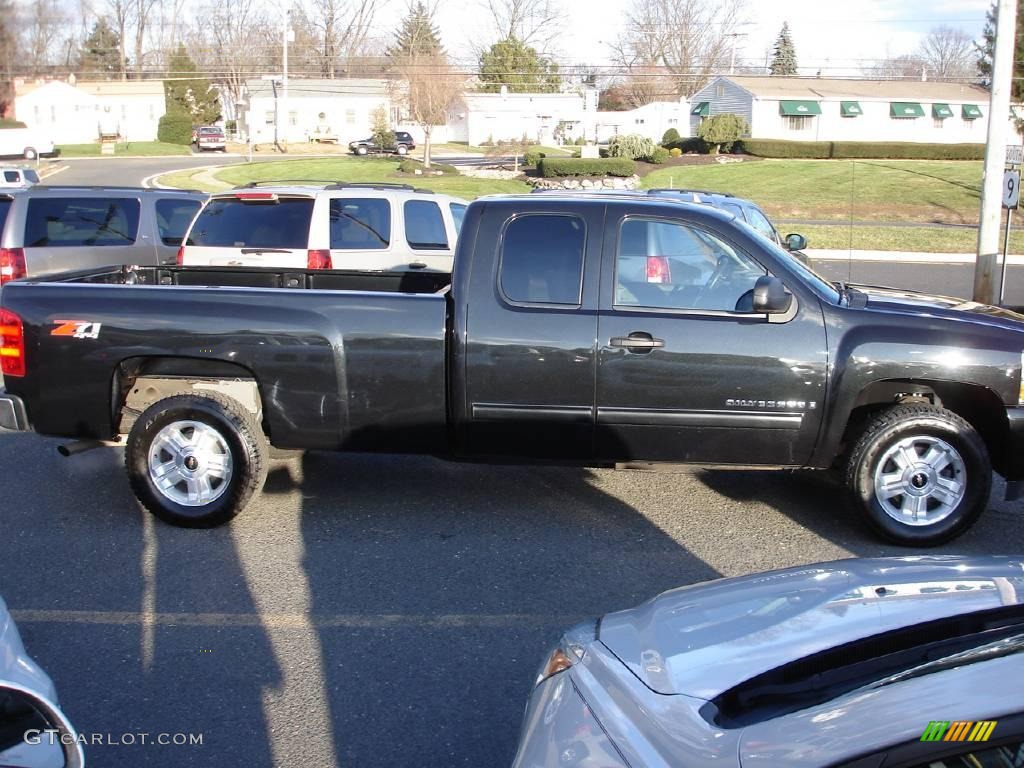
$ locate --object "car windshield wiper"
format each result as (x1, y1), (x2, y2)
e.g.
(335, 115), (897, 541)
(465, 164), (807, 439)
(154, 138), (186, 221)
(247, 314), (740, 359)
(334, 212), (388, 246)
(865, 633), (1024, 691)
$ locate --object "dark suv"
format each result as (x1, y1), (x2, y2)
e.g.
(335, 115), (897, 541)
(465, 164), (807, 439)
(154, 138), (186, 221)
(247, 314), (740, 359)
(349, 132), (416, 156)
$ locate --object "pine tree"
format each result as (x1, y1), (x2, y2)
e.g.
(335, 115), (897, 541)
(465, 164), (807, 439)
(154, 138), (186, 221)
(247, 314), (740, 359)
(78, 18), (125, 79)
(388, 2), (444, 59)
(164, 44), (221, 124)
(770, 22), (798, 76)
(479, 36), (560, 93)
(977, 0), (1024, 99)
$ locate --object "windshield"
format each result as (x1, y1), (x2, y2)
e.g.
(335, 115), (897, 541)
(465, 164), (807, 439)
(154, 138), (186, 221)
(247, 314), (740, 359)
(732, 218), (841, 304)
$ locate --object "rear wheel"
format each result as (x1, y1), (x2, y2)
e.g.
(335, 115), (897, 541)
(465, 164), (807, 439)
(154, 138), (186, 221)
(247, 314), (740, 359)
(356, 145), (368, 155)
(126, 393), (267, 528)
(844, 405), (991, 546)
(396, 144), (408, 156)
(23, 147), (36, 160)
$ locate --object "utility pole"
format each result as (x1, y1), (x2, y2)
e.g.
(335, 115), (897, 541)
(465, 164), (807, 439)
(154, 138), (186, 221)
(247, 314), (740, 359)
(282, 9), (291, 152)
(974, 0), (1018, 303)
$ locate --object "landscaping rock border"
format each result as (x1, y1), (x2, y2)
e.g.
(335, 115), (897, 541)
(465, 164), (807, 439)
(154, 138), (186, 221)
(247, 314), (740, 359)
(526, 175), (640, 191)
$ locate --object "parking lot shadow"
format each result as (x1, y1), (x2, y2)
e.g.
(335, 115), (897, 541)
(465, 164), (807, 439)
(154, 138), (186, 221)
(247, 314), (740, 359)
(262, 450), (722, 768)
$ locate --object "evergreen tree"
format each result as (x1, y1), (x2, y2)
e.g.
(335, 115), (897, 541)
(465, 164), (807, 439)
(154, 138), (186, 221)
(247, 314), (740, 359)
(770, 22), (798, 76)
(164, 44), (221, 124)
(388, 2), (444, 58)
(78, 18), (125, 79)
(479, 36), (560, 93)
(977, 0), (1024, 99)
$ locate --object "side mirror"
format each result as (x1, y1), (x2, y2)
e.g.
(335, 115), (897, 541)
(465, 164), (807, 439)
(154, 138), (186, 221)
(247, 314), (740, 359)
(0, 680), (84, 767)
(785, 232), (807, 251)
(752, 275), (793, 314)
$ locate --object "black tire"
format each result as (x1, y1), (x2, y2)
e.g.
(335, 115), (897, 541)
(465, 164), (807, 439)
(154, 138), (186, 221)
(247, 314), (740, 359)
(396, 144), (408, 155)
(844, 404), (991, 546)
(23, 147), (36, 160)
(356, 145), (368, 155)
(126, 393), (268, 528)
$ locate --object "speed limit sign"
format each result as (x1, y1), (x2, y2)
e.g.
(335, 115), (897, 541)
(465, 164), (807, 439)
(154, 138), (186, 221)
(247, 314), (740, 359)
(1004, 169), (1020, 209)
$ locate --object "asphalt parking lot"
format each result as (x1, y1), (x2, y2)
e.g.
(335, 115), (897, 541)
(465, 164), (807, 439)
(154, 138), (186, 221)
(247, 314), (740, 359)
(3, 430), (1024, 767)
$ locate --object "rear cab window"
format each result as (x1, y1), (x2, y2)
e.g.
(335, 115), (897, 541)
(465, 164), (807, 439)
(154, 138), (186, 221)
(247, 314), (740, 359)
(329, 198), (391, 250)
(404, 200), (448, 250)
(3, 171), (19, 183)
(25, 197), (140, 246)
(499, 214), (585, 306)
(155, 198), (202, 246)
(187, 196), (314, 248)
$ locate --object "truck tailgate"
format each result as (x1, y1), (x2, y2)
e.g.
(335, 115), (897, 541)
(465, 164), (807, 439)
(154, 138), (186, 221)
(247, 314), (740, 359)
(1, 282), (449, 452)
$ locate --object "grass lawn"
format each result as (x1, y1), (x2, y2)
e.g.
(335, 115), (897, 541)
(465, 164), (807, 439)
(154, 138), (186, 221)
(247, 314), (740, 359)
(798, 224), (1024, 254)
(640, 159), (984, 224)
(57, 141), (192, 157)
(160, 157), (532, 198)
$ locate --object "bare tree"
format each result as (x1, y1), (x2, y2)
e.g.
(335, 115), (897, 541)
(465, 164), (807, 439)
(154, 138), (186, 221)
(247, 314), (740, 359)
(390, 51), (463, 167)
(917, 25), (975, 81)
(107, 0), (130, 78)
(23, 0), (70, 75)
(609, 0), (746, 98)
(476, 0), (564, 52)
(864, 53), (925, 80)
(293, 0), (379, 78)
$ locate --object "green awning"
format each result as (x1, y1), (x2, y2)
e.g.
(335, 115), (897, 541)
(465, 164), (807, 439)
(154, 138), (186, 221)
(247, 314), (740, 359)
(840, 101), (862, 117)
(691, 101), (710, 116)
(962, 103), (984, 119)
(931, 103), (954, 119)
(890, 102), (925, 118)
(779, 100), (822, 116)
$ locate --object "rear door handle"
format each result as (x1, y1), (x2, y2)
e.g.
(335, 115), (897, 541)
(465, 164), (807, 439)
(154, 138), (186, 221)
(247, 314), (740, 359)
(609, 332), (665, 351)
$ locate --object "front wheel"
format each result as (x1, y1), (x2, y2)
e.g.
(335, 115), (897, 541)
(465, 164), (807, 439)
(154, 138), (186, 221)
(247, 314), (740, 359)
(844, 404), (991, 546)
(126, 393), (268, 528)
(356, 145), (368, 155)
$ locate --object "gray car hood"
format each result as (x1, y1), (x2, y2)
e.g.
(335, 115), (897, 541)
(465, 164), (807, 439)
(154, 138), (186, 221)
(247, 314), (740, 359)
(598, 556), (1024, 699)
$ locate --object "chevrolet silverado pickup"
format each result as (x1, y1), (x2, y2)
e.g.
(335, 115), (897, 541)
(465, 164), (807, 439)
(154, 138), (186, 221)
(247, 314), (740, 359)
(2, 193), (1024, 546)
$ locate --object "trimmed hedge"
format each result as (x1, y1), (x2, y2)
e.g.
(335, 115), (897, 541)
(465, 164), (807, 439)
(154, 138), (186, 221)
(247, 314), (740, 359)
(538, 157), (636, 177)
(523, 149), (543, 166)
(157, 111), (193, 145)
(645, 147), (670, 164)
(398, 158), (459, 174)
(737, 138), (986, 160)
(665, 137), (709, 154)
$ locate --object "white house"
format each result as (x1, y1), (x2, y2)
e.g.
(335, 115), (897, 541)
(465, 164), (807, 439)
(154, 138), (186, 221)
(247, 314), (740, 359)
(14, 79), (166, 144)
(593, 99), (689, 143)
(688, 76), (993, 144)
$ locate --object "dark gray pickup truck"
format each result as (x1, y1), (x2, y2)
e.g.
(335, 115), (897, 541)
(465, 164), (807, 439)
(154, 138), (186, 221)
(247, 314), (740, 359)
(2, 193), (1024, 545)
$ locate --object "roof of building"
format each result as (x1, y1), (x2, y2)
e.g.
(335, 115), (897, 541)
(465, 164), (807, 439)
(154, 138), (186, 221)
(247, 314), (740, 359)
(244, 78), (391, 99)
(717, 76), (990, 102)
(14, 78), (165, 99)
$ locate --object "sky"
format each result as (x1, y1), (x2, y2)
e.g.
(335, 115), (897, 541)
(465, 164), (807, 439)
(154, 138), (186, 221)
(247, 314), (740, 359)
(432, 0), (993, 76)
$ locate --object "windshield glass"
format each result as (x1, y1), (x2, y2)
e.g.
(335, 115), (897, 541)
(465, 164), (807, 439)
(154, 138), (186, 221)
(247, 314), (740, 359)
(732, 218), (841, 303)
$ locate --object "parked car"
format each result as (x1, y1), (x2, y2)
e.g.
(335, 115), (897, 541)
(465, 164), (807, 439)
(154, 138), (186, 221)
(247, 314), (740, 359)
(348, 132), (416, 156)
(0, 595), (84, 767)
(0, 128), (55, 161)
(3, 194), (1024, 544)
(178, 182), (467, 272)
(0, 185), (207, 284)
(0, 167), (39, 188)
(192, 126), (226, 152)
(513, 556), (1024, 768)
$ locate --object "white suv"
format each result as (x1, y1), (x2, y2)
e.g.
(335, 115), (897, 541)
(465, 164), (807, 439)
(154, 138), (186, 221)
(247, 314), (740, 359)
(179, 183), (468, 273)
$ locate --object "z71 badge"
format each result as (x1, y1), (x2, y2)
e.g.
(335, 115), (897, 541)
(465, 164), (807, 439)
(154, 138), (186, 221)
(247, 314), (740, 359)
(51, 320), (102, 340)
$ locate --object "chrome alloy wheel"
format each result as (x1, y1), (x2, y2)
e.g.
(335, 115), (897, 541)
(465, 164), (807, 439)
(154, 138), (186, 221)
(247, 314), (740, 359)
(873, 435), (966, 526)
(148, 420), (233, 507)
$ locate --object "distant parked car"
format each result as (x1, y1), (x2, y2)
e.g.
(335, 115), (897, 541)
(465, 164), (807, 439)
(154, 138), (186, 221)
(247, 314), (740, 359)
(0, 185), (207, 284)
(349, 132), (416, 156)
(179, 182), (467, 272)
(192, 126), (226, 152)
(0, 167), (39, 188)
(0, 128), (55, 161)
(0, 595), (84, 767)
(513, 555), (1024, 768)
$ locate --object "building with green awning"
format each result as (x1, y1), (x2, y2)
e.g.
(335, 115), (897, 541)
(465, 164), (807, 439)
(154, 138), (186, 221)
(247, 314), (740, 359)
(890, 102), (925, 118)
(840, 101), (862, 117)
(962, 104), (983, 119)
(931, 103), (954, 119)
(779, 100), (822, 116)
(691, 102), (710, 117)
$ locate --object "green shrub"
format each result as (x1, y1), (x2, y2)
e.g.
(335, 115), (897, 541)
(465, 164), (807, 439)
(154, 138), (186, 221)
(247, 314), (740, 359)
(574, 136), (586, 145)
(661, 127), (681, 146)
(0, 119), (27, 129)
(538, 157), (636, 177)
(645, 146), (670, 164)
(608, 133), (657, 160)
(524, 149), (543, 166)
(398, 158), (459, 174)
(669, 147), (682, 157)
(697, 113), (749, 154)
(157, 111), (193, 145)
(735, 139), (986, 160)
(665, 137), (708, 154)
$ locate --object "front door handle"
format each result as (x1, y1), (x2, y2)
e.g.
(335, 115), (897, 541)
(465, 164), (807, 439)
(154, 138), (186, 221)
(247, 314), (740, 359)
(609, 332), (665, 351)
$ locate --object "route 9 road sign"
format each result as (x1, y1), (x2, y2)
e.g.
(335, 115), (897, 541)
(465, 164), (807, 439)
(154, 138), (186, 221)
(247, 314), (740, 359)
(1004, 170), (1021, 209)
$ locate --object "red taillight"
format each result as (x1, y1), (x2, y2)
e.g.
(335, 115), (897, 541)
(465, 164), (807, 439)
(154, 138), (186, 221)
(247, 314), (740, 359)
(0, 247), (26, 285)
(646, 256), (671, 284)
(176, 245), (185, 265)
(307, 249), (332, 270)
(235, 192), (278, 201)
(0, 308), (25, 377)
